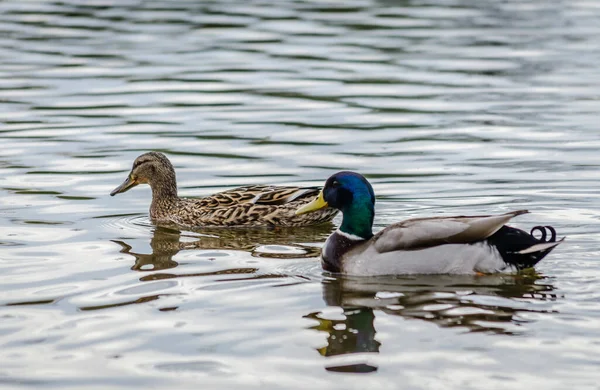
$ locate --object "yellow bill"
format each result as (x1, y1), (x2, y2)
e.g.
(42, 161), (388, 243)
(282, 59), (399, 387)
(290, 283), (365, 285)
(295, 190), (328, 215)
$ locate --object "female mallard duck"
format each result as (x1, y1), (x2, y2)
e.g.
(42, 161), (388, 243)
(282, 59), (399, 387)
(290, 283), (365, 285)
(110, 152), (338, 228)
(296, 171), (563, 275)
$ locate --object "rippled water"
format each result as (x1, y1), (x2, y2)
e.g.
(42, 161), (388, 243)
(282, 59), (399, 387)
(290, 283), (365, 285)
(2, 0), (600, 388)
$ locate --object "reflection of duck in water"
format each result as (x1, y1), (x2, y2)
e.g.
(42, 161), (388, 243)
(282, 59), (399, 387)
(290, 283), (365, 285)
(305, 307), (380, 373)
(112, 223), (335, 272)
(110, 152), (338, 228)
(113, 227), (183, 272)
(306, 274), (558, 372)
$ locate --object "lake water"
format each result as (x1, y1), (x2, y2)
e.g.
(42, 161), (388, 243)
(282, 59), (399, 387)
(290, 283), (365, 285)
(1, 0), (600, 388)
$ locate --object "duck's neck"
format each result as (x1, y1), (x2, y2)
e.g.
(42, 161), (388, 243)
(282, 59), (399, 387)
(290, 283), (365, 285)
(149, 175), (179, 219)
(339, 200), (374, 240)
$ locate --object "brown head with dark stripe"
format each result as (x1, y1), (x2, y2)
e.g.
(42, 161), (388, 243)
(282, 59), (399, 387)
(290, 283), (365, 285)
(110, 152), (177, 198)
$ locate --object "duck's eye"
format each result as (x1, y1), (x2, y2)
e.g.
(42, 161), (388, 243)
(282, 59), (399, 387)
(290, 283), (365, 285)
(331, 180), (341, 188)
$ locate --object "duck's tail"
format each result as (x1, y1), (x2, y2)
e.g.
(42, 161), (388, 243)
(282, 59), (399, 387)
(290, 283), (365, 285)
(487, 225), (564, 270)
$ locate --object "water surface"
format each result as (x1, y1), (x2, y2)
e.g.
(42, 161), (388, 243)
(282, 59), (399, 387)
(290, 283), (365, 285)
(1, 0), (600, 388)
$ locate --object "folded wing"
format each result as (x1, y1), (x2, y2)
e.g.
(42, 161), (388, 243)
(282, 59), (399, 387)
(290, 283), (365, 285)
(373, 210), (529, 253)
(198, 185), (321, 208)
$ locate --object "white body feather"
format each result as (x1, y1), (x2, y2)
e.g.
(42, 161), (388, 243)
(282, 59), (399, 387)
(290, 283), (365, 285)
(335, 239), (514, 276)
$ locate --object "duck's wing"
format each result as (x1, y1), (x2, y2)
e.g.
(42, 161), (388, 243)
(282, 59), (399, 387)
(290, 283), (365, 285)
(247, 186), (321, 205)
(176, 185), (335, 227)
(198, 185), (321, 208)
(373, 210), (529, 253)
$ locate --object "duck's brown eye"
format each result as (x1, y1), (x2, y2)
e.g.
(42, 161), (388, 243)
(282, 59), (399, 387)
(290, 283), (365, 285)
(332, 180), (341, 188)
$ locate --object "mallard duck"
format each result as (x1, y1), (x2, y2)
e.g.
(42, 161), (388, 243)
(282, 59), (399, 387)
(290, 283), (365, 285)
(110, 152), (338, 228)
(296, 171), (563, 275)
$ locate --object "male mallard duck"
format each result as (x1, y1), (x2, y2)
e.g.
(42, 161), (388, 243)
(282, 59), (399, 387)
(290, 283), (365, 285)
(296, 171), (563, 275)
(110, 152), (338, 228)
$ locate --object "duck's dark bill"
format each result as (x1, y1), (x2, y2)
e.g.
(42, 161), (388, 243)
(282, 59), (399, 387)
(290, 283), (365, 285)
(296, 191), (328, 215)
(110, 175), (138, 196)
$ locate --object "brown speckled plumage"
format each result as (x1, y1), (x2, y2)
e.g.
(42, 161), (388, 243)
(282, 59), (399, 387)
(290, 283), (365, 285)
(110, 152), (338, 228)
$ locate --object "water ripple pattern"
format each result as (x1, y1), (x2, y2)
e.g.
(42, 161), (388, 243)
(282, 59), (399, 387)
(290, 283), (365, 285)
(1, 0), (600, 389)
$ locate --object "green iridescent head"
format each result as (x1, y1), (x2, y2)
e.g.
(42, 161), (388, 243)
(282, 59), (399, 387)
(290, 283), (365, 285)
(297, 171), (375, 239)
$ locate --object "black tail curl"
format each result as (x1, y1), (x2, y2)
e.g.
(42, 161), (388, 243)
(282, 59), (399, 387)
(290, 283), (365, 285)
(530, 226), (557, 243)
(487, 225), (562, 270)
